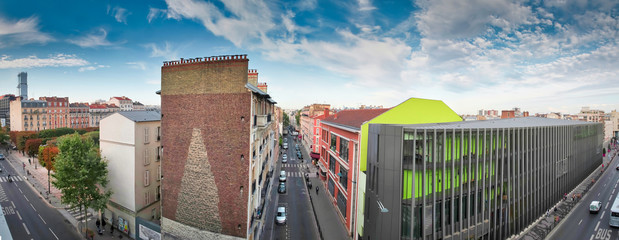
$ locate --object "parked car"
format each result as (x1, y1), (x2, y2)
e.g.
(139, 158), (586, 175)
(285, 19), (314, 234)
(279, 171), (287, 182)
(282, 154), (287, 163)
(295, 144), (299, 150)
(283, 142), (288, 149)
(276, 207), (287, 225)
(297, 151), (303, 159)
(590, 201), (602, 213)
(278, 182), (286, 193)
(616, 164), (619, 170)
(0, 154), (5, 160)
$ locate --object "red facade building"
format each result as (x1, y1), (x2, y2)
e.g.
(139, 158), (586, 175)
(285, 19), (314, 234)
(319, 108), (389, 236)
(39, 96), (69, 129)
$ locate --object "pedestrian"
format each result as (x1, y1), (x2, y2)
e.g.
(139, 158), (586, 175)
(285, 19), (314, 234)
(110, 220), (114, 234)
(316, 186), (319, 194)
(28, 158), (31, 165)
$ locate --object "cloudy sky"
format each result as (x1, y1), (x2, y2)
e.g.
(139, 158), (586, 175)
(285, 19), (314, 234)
(0, 0), (617, 114)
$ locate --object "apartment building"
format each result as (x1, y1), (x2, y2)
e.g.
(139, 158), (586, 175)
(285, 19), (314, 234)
(364, 118), (602, 240)
(90, 103), (119, 127)
(69, 103), (90, 129)
(39, 97), (69, 129)
(579, 107), (605, 123)
(100, 111), (162, 239)
(0, 94), (17, 127)
(300, 104), (331, 154)
(109, 96), (133, 111)
(160, 55), (278, 239)
(9, 98), (48, 131)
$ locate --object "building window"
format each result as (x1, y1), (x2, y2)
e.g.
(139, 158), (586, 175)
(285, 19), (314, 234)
(157, 165), (161, 181)
(156, 126), (161, 141)
(339, 138), (349, 162)
(339, 167), (348, 190)
(156, 186), (161, 201)
(144, 148), (150, 165)
(330, 133), (337, 152)
(144, 170), (150, 186)
(156, 147), (161, 161)
(145, 191), (151, 205)
(322, 129), (328, 143)
(329, 154), (336, 173)
(144, 127), (150, 143)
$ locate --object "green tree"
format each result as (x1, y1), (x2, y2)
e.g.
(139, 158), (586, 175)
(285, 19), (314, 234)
(0, 127), (10, 149)
(282, 112), (290, 128)
(295, 111), (300, 127)
(52, 134), (112, 237)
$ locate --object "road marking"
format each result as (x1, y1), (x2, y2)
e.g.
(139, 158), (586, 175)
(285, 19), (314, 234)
(11, 201), (15, 208)
(49, 228), (59, 240)
(601, 210), (606, 219)
(579, 219), (583, 225)
(18, 188), (22, 193)
(24, 195), (29, 202)
(606, 202), (610, 209)
(16, 210), (22, 220)
(599, 193), (601, 196)
(22, 222), (30, 235)
(614, 189), (616, 194)
(30, 203), (36, 211)
(38, 214), (46, 224)
(590, 234), (594, 240)
(610, 195), (613, 201)
(595, 221), (600, 231)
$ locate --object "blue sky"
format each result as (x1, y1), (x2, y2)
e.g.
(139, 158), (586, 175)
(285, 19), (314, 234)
(0, 0), (618, 115)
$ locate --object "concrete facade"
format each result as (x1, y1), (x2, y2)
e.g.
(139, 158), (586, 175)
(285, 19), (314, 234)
(9, 98), (48, 131)
(100, 111), (162, 239)
(160, 55), (278, 239)
(364, 117), (603, 240)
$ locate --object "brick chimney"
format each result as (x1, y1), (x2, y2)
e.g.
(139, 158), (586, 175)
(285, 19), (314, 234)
(324, 109), (329, 117)
(257, 82), (267, 93)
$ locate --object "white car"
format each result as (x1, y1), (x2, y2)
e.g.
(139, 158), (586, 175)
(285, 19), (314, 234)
(282, 154), (287, 163)
(279, 171), (287, 182)
(275, 206), (287, 225)
(590, 201), (602, 213)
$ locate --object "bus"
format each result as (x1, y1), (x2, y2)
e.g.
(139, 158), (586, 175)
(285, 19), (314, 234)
(610, 194), (619, 227)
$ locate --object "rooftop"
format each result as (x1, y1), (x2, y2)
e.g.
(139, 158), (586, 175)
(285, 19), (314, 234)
(118, 111), (161, 122)
(322, 108), (391, 130)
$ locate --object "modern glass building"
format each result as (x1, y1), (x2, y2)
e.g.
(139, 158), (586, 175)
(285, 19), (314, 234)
(363, 117), (603, 240)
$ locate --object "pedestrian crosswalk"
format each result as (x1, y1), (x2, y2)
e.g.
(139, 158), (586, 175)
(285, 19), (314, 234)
(0, 176), (24, 182)
(282, 164), (309, 168)
(285, 171), (317, 178)
(66, 205), (94, 222)
(0, 185), (7, 202)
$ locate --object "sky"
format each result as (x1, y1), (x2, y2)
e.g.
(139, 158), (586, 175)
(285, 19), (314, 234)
(0, 0), (618, 115)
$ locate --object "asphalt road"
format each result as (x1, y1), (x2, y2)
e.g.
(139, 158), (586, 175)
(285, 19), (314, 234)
(0, 156), (80, 240)
(552, 157), (619, 240)
(262, 134), (319, 240)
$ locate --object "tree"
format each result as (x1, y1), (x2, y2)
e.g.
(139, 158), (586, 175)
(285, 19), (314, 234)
(25, 138), (42, 158)
(295, 111), (301, 127)
(52, 134), (112, 237)
(282, 112), (290, 128)
(16, 131), (37, 154)
(40, 145), (59, 194)
(0, 127), (10, 149)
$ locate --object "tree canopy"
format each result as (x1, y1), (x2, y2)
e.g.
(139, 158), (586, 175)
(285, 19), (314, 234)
(52, 133), (111, 234)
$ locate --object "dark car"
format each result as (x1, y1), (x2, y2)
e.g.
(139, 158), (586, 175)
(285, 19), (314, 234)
(278, 182), (286, 193)
(0, 154), (4, 160)
(616, 164), (619, 170)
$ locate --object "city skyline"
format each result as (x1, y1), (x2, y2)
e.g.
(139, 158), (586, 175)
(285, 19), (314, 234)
(0, 0), (618, 115)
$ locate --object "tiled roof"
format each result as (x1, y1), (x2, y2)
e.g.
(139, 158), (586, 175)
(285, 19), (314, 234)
(111, 96), (132, 101)
(322, 108), (391, 130)
(89, 104), (107, 109)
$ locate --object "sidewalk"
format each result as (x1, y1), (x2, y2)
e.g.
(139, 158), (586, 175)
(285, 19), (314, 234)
(514, 147), (618, 240)
(294, 137), (350, 240)
(5, 150), (132, 240)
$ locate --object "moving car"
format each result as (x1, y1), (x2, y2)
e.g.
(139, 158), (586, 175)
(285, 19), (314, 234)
(282, 154), (287, 163)
(279, 171), (287, 182)
(278, 182), (286, 193)
(0, 154), (4, 160)
(297, 151), (303, 159)
(276, 207), (287, 225)
(283, 142), (288, 149)
(590, 201), (602, 213)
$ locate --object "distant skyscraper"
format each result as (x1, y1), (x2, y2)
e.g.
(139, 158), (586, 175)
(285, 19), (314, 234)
(17, 72), (28, 99)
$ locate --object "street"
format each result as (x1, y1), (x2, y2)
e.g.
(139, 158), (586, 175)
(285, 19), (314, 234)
(262, 134), (320, 240)
(0, 154), (80, 240)
(551, 155), (619, 240)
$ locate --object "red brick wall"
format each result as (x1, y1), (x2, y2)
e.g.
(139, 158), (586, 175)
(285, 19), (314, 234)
(161, 58), (251, 238)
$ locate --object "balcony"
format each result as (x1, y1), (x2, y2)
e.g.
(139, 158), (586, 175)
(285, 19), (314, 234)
(254, 114), (269, 128)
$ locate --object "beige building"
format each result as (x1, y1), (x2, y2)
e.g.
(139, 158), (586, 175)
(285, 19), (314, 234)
(108, 96), (133, 111)
(100, 111), (162, 239)
(9, 98), (48, 131)
(578, 107), (605, 122)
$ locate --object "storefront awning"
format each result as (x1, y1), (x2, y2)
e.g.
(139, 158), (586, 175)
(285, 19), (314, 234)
(310, 152), (320, 159)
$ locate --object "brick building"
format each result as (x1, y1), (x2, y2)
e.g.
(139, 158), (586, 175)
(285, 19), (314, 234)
(160, 55), (278, 239)
(39, 96), (69, 129)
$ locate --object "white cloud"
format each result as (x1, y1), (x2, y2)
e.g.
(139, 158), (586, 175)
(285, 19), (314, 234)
(78, 64), (109, 72)
(0, 16), (53, 48)
(144, 42), (178, 59)
(0, 54), (89, 69)
(164, 0), (275, 47)
(357, 0), (377, 11)
(146, 80), (160, 85)
(148, 8), (167, 23)
(111, 7), (131, 23)
(127, 61), (147, 70)
(67, 28), (113, 48)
